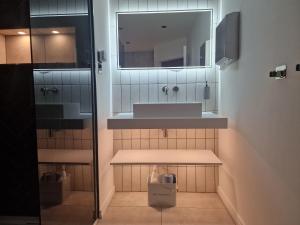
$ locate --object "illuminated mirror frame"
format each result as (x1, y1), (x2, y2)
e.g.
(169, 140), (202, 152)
(116, 9), (214, 70)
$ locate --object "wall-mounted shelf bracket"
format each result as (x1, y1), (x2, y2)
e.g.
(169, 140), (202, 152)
(162, 129), (168, 138)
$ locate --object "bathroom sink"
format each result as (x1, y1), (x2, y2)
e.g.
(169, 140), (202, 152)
(35, 103), (80, 119)
(133, 103), (202, 118)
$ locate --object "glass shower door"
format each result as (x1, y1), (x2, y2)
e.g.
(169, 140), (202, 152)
(29, 0), (98, 224)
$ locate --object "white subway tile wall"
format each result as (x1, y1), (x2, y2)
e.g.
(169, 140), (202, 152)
(30, 0), (88, 16)
(37, 129), (94, 191)
(113, 129), (219, 192)
(111, 0), (220, 193)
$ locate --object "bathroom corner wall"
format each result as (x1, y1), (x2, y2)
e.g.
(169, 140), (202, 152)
(110, 0), (221, 193)
(219, 0), (300, 224)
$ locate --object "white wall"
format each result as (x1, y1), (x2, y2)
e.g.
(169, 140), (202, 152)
(124, 51), (154, 67)
(154, 38), (187, 66)
(93, 0), (114, 217)
(187, 12), (211, 66)
(218, 0), (300, 225)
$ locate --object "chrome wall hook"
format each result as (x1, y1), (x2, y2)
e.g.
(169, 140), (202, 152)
(270, 65), (287, 80)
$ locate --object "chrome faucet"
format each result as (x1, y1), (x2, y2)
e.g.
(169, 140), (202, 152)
(40, 87), (58, 96)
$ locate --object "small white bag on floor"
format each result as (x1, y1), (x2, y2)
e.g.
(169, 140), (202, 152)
(148, 171), (176, 207)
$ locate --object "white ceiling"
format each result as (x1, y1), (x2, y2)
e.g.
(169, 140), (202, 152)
(118, 11), (211, 52)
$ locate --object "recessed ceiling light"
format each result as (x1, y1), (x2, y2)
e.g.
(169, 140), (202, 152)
(161, 25), (167, 29)
(51, 30), (60, 34)
(17, 31), (26, 35)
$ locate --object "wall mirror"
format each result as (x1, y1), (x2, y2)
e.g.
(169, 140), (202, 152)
(117, 10), (212, 69)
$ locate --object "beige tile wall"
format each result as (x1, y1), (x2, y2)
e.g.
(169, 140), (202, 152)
(113, 129), (219, 193)
(37, 128), (94, 191)
(37, 129), (93, 150)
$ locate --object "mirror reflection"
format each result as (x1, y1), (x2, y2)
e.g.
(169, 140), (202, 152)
(31, 27), (76, 64)
(30, 16), (92, 68)
(0, 29), (31, 64)
(118, 10), (212, 69)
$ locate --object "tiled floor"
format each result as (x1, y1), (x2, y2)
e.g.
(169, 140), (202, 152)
(98, 192), (235, 225)
(41, 191), (95, 225)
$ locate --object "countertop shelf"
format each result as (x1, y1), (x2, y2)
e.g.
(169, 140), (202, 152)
(38, 149), (93, 165)
(110, 150), (222, 166)
(107, 112), (228, 129)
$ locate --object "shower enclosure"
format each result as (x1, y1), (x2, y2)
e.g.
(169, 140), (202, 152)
(0, 0), (98, 224)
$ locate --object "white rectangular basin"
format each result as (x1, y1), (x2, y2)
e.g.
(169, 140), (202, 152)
(133, 103), (202, 118)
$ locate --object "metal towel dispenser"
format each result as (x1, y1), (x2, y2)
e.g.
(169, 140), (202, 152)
(215, 12), (240, 69)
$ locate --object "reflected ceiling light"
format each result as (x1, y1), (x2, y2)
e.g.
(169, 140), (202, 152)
(17, 31), (26, 35)
(51, 30), (60, 34)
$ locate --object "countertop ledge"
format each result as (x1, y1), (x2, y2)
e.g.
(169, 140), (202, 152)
(107, 112), (228, 129)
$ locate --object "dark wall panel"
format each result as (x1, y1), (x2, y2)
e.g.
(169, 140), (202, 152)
(0, 64), (40, 218)
(0, 0), (30, 29)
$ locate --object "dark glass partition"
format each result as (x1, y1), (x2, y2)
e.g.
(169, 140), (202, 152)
(0, 0), (98, 224)
(30, 0), (98, 225)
